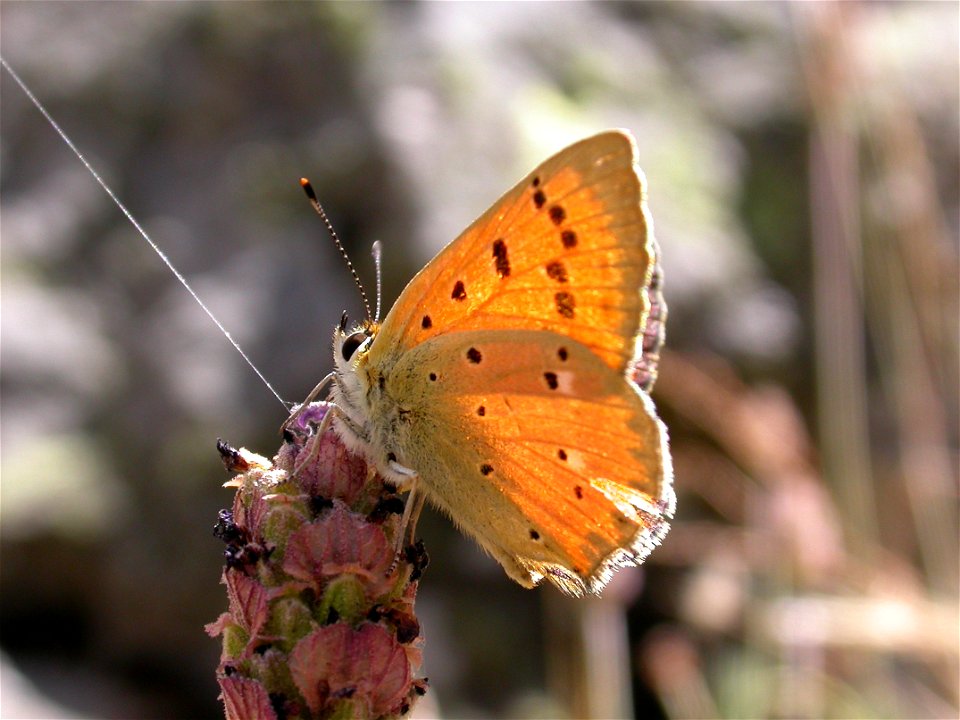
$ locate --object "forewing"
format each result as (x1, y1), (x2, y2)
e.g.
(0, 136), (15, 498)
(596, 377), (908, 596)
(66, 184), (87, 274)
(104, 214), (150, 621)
(370, 131), (656, 374)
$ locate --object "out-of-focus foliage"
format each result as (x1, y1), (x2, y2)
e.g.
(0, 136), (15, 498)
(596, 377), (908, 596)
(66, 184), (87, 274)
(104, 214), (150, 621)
(1, 2), (956, 718)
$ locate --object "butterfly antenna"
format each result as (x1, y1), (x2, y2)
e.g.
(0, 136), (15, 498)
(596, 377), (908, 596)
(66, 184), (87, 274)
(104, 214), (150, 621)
(300, 178), (373, 322)
(371, 240), (383, 323)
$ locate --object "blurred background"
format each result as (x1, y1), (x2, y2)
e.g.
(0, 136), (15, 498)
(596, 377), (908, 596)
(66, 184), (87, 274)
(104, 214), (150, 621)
(1, 2), (957, 718)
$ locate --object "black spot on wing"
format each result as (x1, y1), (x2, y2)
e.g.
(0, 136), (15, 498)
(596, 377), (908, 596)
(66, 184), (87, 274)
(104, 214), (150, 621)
(545, 261), (568, 283)
(492, 239), (511, 278)
(555, 291), (576, 318)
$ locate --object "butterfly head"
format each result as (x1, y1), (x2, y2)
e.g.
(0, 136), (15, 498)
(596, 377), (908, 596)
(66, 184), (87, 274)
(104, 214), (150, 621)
(328, 312), (382, 450)
(329, 314), (419, 488)
(333, 313), (379, 375)
(337, 326), (371, 364)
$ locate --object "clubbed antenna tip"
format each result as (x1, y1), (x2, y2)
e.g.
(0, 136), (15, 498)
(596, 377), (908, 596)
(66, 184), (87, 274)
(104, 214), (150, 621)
(300, 178), (373, 322)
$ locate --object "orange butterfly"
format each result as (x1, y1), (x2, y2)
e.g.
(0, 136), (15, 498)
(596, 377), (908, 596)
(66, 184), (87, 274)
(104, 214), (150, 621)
(309, 130), (673, 596)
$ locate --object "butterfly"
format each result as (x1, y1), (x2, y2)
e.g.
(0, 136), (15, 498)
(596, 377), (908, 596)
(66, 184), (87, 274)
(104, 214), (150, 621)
(308, 130), (674, 596)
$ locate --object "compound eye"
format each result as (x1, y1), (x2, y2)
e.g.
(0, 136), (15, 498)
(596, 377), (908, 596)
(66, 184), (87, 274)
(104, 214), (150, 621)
(341, 331), (368, 362)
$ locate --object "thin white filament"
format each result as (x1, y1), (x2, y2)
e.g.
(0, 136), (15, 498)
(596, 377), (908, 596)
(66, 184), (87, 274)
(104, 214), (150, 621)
(1, 56), (288, 410)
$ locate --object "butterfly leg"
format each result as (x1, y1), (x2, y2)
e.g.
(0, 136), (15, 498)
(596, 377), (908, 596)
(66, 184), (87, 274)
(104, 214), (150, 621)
(280, 371), (335, 434)
(401, 482), (427, 547)
(387, 475), (426, 578)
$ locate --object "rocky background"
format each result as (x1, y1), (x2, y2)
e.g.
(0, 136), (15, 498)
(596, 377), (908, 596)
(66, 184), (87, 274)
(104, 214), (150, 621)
(1, 2), (957, 718)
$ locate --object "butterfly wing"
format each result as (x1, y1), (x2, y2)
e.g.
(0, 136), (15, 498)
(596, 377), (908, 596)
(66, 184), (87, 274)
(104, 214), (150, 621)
(384, 329), (673, 596)
(368, 130), (655, 374)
